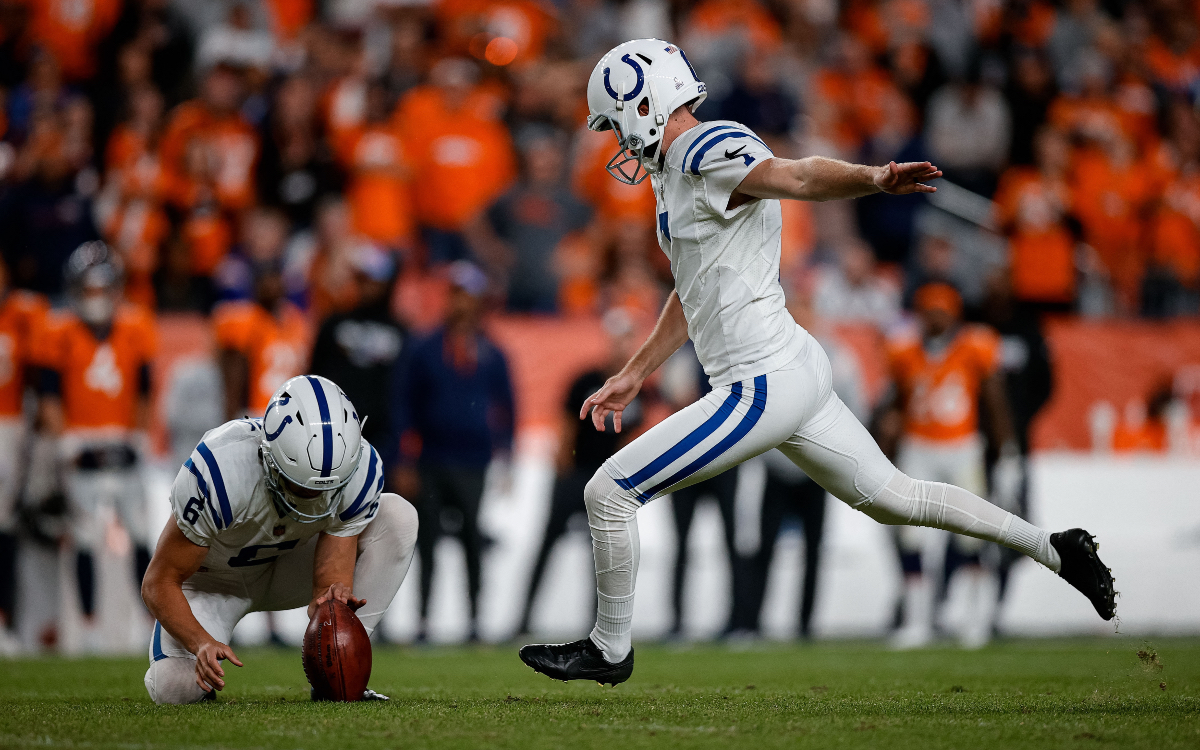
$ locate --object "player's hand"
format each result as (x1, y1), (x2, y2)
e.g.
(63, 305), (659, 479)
(580, 371), (643, 433)
(874, 161), (941, 195)
(194, 639), (243, 692)
(309, 582), (366, 620)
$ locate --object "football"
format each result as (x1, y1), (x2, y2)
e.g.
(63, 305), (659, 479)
(302, 600), (372, 702)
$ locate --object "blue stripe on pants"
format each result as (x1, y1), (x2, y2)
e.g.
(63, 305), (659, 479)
(641, 374), (767, 500)
(151, 621), (167, 662)
(615, 382), (744, 500)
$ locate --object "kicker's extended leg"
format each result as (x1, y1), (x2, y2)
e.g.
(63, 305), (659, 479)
(784, 393), (1062, 572)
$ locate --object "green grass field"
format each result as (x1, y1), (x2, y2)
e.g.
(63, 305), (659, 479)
(2, 638), (1198, 749)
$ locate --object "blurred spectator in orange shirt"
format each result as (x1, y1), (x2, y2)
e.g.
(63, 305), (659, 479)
(259, 75), (343, 230)
(160, 63), (259, 213)
(1143, 10), (1200, 94)
(395, 58), (516, 264)
(434, 0), (557, 67)
(319, 27), (369, 143)
(97, 84), (168, 309)
(26, 0), (121, 82)
(681, 0), (783, 101)
(212, 215), (308, 417)
(1069, 132), (1156, 311)
(993, 127), (1077, 306)
(810, 35), (900, 153)
(336, 81), (415, 252)
(469, 127), (590, 313)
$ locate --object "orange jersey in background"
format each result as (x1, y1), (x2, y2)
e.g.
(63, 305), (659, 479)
(212, 301), (310, 414)
(27, 0), (122, 81)
(993, 166), (1076, 303)
(160, 102), (260, 211)
(887, 325), (1000, 443)
(395, 86), (516, 231)
(0, 291), (49, 418)
(39, 305), (156, 430)
(336, 125), (415, 245)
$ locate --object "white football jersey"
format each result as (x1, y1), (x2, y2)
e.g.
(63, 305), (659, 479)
(652, 120), (808, 387)
(170, 418), (384, 575)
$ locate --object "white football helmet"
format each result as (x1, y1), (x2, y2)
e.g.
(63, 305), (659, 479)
(586, 39), (707, 184)
(260, 375), (363, 523)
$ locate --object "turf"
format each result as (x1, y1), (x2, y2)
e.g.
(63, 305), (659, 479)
(1, 638), (1197, 749)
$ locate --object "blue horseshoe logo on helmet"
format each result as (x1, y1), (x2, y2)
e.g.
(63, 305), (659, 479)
(603, 54), (645, 101)
(264, 395), (292, 441)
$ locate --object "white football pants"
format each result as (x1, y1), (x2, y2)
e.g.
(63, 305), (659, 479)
(144, 494), (418, 705)
(586, 335), (1057, 662)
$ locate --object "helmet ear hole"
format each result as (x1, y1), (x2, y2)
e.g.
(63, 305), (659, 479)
(638, 97), (649, 117)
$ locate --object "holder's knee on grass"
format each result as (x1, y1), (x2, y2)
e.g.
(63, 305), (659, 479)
(145, 657), (209, 705)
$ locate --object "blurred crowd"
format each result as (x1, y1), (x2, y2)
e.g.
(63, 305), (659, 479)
(3, 0), (1200, 328)
(4, 0), (1200, 652)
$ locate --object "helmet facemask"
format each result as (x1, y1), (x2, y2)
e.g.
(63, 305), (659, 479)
(259, 443), (352, 524)
(590, 71), (667, 186)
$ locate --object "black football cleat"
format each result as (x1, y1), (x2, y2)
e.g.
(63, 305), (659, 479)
(519, 637), (634, 686)
(1051, 528), (1117, 621)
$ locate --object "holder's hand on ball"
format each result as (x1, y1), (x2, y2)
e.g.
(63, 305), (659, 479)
(309, 582), (365, 620)
(194, 639), (243, 692)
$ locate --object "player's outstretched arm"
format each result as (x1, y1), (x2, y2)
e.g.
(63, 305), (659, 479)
(142, 519), (243, 692)
(581, 290), (689, 433)
(734, 156), (941, 202)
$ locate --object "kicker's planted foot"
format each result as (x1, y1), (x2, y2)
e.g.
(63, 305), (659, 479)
(518, 637), (633, 686)
(1051, 528), (1116, 620)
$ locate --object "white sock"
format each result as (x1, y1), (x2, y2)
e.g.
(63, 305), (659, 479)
(1002, 514), (1061, 572)
(584, 471), (641, 663)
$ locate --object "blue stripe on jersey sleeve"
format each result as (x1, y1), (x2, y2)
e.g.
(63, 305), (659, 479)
(681, 125), (740, 174)
(184, 457), (222, 529)
(195, 442), (233, 528)
(339, 446), (379, 521)
(689, 130), (772, 176)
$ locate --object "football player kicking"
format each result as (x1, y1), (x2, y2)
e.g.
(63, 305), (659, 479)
(141, 375), (417, 704)
(520, 39), (1116, 686)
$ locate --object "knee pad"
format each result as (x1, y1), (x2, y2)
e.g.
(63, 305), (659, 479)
(144, 658), (208, 705)
(859, 470), (919, 526)
(583, 470), (638, 524)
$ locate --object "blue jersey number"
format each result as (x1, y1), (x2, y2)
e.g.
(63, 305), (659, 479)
(227, 539), (300, 568)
